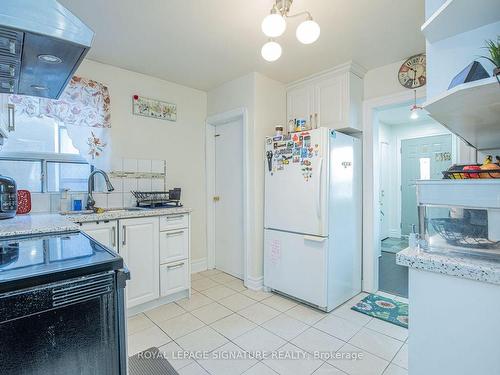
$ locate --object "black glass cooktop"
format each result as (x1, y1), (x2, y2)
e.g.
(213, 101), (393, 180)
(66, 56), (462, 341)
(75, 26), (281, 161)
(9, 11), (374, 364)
(0, 231), (123, 293)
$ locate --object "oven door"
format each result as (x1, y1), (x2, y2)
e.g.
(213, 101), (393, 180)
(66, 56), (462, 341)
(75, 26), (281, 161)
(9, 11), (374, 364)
(0, 271), (125, 375)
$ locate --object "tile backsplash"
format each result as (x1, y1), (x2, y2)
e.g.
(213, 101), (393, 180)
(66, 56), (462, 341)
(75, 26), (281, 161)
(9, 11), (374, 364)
(29, 158), (167, 213)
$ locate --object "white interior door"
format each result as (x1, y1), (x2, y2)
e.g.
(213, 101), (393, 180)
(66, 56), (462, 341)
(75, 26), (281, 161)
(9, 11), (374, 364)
(379, 141), (390, 240)
(214, 119), (244, 278)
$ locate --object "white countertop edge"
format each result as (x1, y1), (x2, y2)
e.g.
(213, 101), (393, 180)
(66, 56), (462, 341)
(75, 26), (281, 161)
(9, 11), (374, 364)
(396, 247), (500, 285)
(66, 207), (192, 223)
(0, 207), (192, 238)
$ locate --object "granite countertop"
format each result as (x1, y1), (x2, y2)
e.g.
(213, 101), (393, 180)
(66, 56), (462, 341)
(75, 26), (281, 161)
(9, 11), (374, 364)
(397, 247), (500, 285)
(63, 206), (192, 223)
(0, 207), (192, 237)
(0, 213), (79, 238)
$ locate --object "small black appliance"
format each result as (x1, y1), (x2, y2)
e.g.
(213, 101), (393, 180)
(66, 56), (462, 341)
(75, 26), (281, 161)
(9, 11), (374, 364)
(0, 175), (17, 219)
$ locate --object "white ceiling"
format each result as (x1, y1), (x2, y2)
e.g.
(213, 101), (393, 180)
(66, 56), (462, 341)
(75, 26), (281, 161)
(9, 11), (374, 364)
(377, 100), (432, 126)
(60, 0), (426, 91)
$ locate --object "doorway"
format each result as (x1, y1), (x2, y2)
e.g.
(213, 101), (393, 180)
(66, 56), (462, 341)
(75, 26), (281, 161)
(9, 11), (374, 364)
(376, 102), (453, 297)
(206, 108), (249, 283)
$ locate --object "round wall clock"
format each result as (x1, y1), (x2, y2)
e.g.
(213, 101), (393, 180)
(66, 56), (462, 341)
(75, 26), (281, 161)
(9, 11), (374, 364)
(398, 54), (426, 89)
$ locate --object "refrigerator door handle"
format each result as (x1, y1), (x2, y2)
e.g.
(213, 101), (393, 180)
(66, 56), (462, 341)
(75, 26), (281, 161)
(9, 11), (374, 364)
(315, 157), (323, 218)
(304, 235), (327, 242)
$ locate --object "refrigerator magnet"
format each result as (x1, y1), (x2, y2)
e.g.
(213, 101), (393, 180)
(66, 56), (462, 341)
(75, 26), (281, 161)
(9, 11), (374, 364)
(300, 148), (308, 158)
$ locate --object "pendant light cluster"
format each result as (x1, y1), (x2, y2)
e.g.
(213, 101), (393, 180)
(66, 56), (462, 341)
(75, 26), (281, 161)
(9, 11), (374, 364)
(261, 0), (320, 62)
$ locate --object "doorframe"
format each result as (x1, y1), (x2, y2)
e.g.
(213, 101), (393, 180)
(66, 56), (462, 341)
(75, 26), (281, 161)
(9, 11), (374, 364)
(362, 89), (425, 293)
(363, 89), (465, 292)
(205, 108), (250, 284)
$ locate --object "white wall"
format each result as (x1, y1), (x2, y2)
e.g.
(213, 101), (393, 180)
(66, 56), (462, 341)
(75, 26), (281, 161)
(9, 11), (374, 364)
(364, 60), (422, 100)
(76, 59), (208, 262)
(207, 72), (285, 282)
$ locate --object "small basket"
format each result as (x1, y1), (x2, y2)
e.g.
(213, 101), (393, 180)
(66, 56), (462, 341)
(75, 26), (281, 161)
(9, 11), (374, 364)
(430, 217), (499, 248)
(442, 164), (500, 179)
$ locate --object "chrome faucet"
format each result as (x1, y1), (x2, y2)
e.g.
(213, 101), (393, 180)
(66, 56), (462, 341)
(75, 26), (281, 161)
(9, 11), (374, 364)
(86, 169), (114, 211)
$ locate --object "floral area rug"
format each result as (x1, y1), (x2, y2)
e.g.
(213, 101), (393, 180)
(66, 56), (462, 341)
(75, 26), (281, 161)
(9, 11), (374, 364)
(351, 294), (408, 328)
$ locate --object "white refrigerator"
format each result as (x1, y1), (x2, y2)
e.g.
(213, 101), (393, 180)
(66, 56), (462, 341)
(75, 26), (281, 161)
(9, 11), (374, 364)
(264, 127), (361, 312)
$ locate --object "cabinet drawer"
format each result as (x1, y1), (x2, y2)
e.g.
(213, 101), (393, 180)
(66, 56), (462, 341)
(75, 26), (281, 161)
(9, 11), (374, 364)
(160, 228), (189, 264)
(160, 261), (189, 297)
(160, 214), (188, 231)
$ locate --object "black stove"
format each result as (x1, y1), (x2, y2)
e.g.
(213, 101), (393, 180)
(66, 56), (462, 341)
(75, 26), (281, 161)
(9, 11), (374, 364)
(0, 231), (123, 293)
(0, 231), (128, 374)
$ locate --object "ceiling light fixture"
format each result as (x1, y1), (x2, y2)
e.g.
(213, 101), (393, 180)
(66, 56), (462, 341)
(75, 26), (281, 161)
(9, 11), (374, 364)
(410, 89), (423, 120)
(260, 0), (320, 62)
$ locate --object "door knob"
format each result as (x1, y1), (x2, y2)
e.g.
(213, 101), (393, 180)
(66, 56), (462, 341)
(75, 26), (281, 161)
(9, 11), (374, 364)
(213, 196), (220, 202)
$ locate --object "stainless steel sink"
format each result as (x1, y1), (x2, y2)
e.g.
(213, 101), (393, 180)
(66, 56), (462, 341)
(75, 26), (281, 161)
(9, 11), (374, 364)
(60, 207), (146, 215)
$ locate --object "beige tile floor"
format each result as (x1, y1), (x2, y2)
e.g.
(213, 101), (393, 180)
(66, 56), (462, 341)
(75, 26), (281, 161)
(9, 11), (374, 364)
(128, 269), (409, 375)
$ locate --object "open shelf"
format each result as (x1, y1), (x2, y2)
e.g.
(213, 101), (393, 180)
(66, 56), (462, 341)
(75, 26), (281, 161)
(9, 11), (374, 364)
(424, 77), (500, 150)
(421, 0), (500, 43)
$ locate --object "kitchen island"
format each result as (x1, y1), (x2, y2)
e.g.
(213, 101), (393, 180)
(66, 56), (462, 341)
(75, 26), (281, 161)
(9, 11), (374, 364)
(397, 247), (500, 375)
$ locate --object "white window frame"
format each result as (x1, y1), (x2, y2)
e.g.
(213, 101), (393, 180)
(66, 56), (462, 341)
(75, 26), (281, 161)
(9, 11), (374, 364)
(0, 152), (89, 193)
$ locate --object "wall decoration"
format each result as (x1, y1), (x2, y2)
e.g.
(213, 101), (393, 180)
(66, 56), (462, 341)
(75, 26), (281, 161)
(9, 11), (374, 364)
(132, 95), (177, 121)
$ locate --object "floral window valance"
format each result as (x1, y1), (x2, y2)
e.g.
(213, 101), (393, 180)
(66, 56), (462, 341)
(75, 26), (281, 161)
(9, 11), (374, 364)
(9, 76), (111, 169)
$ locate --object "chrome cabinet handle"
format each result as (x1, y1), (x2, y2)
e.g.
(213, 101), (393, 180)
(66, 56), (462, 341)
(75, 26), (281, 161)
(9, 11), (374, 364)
(167, 262), (185, 270)
(167, 215), (184, 220)
(122, 225), (126, 246)
(166, 230), (184, 236)
(7, 104), (14, 131)
(112, 226), (116, 248)
(9, 40), (15, 54)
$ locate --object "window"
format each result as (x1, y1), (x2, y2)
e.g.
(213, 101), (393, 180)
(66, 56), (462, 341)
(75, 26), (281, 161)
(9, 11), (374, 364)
(0, 115), (90, 192)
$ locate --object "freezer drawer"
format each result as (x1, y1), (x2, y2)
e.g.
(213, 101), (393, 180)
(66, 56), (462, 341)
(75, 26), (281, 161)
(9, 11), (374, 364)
(264, 229), (328, 308)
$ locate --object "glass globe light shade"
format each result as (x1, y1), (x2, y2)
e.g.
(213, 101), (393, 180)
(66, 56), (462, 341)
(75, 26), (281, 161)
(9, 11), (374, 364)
(261, 40), (282, 62)
(261, 13), (286, 38)
(296, 19), (320, 44)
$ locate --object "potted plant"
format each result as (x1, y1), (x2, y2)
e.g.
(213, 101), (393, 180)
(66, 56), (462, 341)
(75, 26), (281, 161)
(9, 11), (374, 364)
(481, 37), (500, 78)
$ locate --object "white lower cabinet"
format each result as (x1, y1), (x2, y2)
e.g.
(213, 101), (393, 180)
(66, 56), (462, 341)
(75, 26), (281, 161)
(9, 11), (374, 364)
(160, 228), (189, 264)
(77, 213), (191, 312)
(80, 220), (118, 252)
(119, 216), (160, 308)
(160, 261), (189, 296)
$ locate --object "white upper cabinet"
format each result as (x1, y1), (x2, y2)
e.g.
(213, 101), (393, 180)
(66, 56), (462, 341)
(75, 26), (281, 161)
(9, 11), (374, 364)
(286, 64), (364, 132)
(315, 74), (346, 129)
(286, 85), (315, 125)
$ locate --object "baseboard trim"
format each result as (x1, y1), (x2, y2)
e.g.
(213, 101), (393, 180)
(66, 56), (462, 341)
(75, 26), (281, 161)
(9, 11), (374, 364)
(245, 275), (263, 291)
(191, 257), (207, 274)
